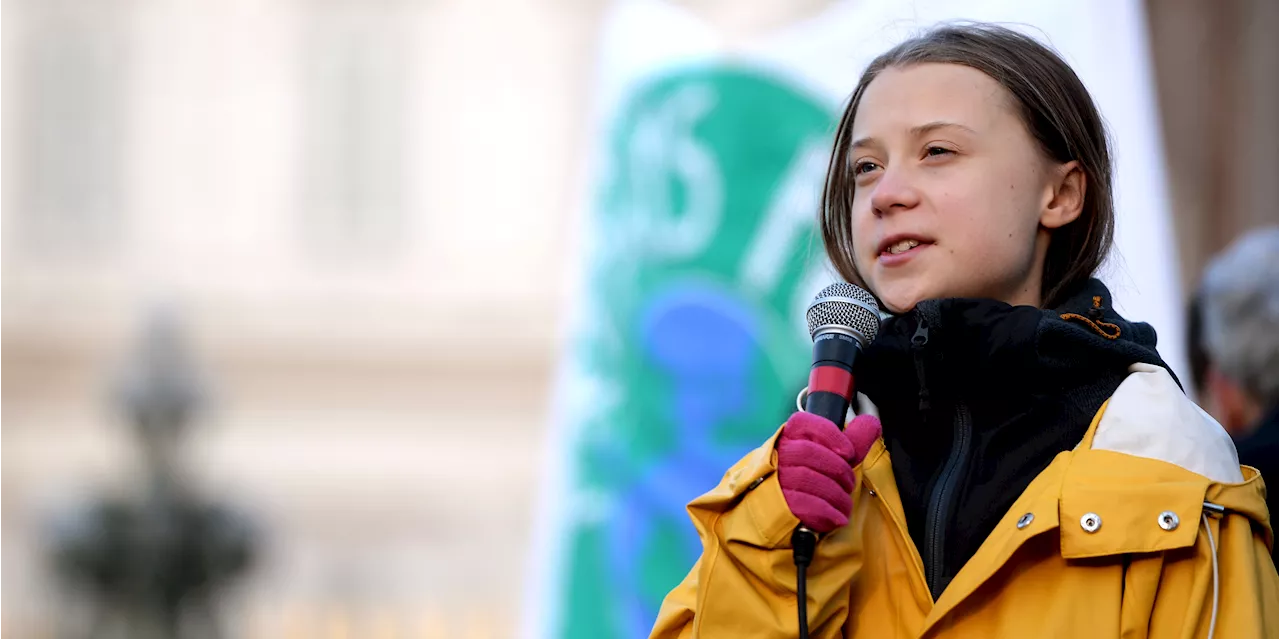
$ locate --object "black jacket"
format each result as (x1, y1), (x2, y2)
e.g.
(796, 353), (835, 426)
(855, 279), (1173, 600)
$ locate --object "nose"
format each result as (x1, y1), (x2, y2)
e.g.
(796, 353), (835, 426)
(869, 166), (921, 216)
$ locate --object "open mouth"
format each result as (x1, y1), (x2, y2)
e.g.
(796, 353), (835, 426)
(878, 236), (935, 259)
(884, 239), (923, 255)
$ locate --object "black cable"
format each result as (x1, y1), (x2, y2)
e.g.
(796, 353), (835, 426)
(797, 563), (810, 638)
(792, 526), (818, 639)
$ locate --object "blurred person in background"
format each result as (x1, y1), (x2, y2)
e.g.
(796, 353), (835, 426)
(652, 24), (1277, 638)
(1187, 228), (1279, 559)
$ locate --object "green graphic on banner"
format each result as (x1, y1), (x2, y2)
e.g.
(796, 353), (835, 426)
(555, 66), (836, 638)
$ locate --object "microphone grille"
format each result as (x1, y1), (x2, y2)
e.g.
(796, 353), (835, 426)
(805, 282), (881, 345)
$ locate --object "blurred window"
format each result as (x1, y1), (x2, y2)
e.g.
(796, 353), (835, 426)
(9, 2), (130, 258)
(298, 2), (411, 261)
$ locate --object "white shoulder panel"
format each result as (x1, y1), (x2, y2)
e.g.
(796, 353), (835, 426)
(1091, 363), (1244, 484)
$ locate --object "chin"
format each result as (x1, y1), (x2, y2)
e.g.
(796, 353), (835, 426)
(873, 290), (924, 315)
(869, 279), (939, 315)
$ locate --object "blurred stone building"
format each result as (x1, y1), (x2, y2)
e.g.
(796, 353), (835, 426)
(3, 0), (600, 635)
(2, 0), (1274, 637)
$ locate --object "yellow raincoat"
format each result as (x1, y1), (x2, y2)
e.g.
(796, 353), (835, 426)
(652, 364), (1278, 638)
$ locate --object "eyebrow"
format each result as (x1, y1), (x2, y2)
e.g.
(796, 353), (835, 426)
(850, 121), (978, 150)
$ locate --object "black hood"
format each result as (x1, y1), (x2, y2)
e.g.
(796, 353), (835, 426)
(853, 278), (1173, 599)
(859, 278), (1173, 419)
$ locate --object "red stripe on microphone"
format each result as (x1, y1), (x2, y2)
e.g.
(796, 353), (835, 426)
(808, 366), (855, 399)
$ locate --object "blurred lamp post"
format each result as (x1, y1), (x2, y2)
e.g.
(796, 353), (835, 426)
(49, 308), (257, 639)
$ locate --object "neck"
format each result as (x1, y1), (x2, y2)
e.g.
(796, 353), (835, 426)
(1001, 285), (1042, 309)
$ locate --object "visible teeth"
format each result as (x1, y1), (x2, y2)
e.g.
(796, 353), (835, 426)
(888, 239), (920, 255)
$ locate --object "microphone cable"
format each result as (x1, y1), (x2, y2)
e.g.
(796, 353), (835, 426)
(792, 526), (818, 638)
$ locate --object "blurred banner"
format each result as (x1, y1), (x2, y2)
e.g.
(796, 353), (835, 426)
(525, 1), (1180, 637)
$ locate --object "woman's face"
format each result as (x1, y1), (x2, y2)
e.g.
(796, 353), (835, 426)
(847, 62), (1075, 314)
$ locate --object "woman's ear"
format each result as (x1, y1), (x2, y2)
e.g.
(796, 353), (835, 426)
(1041, 160), (1085, 229)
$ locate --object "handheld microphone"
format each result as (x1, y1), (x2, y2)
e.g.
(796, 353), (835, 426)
(793, 282), (880, 639)
(802, 282), (882, 428)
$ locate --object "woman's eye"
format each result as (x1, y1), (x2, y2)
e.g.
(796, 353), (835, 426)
(925, 146), (953, 157)
(854, 161), (880, 175)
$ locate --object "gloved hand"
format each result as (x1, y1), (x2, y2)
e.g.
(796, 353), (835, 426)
(777, 412), (883, 533)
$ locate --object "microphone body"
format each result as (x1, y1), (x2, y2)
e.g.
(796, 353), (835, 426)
(804, 331), (861, 429)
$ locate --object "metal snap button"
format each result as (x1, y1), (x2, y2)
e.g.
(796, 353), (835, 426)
(1016, 513), (1034, 529)
(1080, 512), (1101, 533)
(868, 489), (876, 497)
(1158, 511), (1180, 531)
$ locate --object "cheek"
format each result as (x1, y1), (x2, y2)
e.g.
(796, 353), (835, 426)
(850, 203), (878, 262)
(944, 176), (1036, 249)
(932, 186), (985, 242)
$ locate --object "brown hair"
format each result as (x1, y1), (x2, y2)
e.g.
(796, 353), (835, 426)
(820, 23), (1114, 309)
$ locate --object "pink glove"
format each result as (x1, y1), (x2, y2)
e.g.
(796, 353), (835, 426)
(777, 412), (883, 533)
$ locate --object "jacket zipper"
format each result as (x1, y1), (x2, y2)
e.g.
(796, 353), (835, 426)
(910, 307), (975, 601)
(924, 402), (972, 600)
(911, 322), (931, 413)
